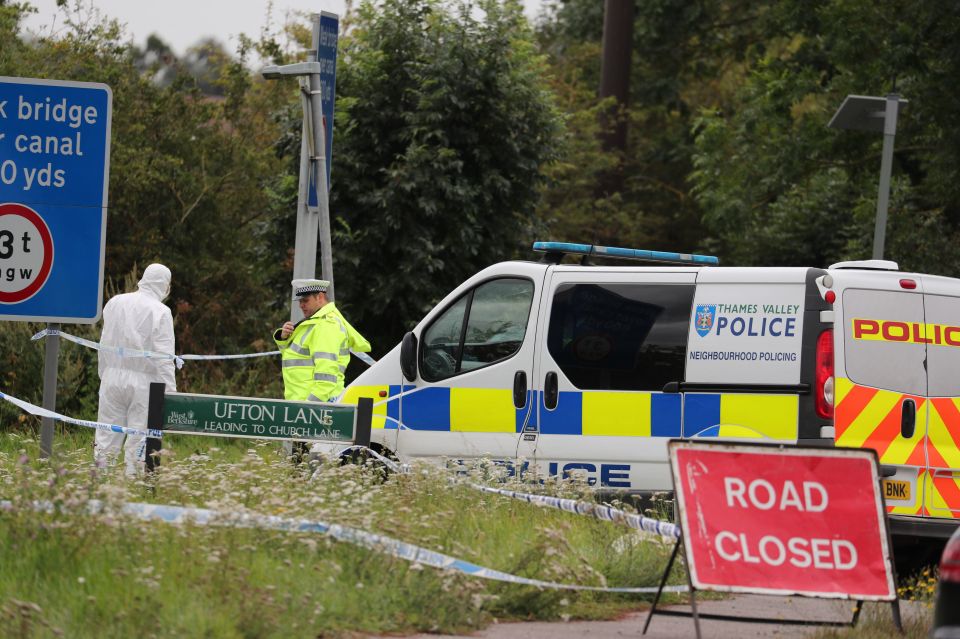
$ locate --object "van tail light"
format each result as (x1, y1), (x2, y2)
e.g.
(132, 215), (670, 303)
(941, 535), (960, 583)
(815, 329), (834, 419)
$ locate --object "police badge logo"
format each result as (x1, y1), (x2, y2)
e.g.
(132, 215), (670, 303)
(695, 304), (716, 337)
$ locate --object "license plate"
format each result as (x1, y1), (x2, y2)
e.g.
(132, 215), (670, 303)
(882, 479), (911, 501)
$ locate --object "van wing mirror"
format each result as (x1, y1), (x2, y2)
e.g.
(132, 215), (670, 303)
(400, 331), (418, 382)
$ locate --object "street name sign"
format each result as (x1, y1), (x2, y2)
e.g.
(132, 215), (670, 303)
(669, 441), (896, 600)
(0, 76), (112, 322)
(161, 391), (358, 443)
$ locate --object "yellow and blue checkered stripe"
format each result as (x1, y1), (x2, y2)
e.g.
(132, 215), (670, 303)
(345, 385), (798, 440)
(403, 386), (532, 433)
(344, 385), (533, 432)
(539, 392), (681, 436)
(682, 393), (798, 440)
(342, 385), (403, 430)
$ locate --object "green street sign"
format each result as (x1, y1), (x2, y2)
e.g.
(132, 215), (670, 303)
(161, 392), (356, 442)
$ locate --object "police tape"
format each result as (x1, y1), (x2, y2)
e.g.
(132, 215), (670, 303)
(31, 328), (189, 368)
(320, 446), (680, 541)
(0, 390), (163, 439)
(31, 329), (376, 368)
(467, 484), (681, 540)
(0, 497), (687, 595)
(2, 381), (678, 543)
(31, 328), (188, 368)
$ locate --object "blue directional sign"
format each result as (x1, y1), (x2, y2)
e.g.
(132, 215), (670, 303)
(308, 11), (338, 207)
(0, 76), (111, 323)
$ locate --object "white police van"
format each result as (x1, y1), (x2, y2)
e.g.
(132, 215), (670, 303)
(342, 242), (960, 538)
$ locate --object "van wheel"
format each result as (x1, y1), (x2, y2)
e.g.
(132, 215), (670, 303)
(339, 445), (398, 482)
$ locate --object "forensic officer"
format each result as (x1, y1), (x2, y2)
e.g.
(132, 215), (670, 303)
(273, 279), (371, 402)
(95, 263), (176, 475)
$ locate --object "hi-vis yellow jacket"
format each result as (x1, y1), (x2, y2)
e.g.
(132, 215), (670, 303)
(273, 303), (372, 402)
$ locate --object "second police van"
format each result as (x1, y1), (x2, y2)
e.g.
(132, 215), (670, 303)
(342, 241), (960, 538)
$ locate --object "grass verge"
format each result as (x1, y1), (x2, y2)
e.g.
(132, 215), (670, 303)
(0, 430), (685, 637)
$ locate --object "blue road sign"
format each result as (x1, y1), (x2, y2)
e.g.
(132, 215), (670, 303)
(308, 11), (338, 207)
(0, 76), (111, 323)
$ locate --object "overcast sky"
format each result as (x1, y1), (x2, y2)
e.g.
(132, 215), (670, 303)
(22, 0), (547, 56)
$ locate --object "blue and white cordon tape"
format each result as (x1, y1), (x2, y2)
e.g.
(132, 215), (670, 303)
(324, 446), (681, 540)
(1, 387), (680, 543)
(0, 390), (163, 439)
(467, 483), (680, 540)
(0, 498), (687, 594)
(30, 329), (376, 369)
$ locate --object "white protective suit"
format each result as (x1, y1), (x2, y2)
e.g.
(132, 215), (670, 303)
(94, 264), (177, 475)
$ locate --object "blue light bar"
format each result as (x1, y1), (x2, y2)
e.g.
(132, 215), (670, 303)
(532, 241), (719, 266)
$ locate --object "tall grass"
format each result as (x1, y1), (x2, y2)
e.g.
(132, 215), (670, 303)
(0, 433), (683, 637)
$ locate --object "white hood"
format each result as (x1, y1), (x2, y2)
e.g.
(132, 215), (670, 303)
(138, 263), (171, 301)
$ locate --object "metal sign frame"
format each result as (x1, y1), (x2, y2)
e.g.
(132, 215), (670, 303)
(642, 440), (902, 638)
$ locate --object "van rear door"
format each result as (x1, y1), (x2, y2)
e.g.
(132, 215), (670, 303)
(833, 274), (928, 517)
(919, 276), (960, 519)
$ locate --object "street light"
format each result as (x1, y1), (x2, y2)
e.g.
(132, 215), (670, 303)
(261, 16), (335, 320)
(829, 93), (908, 260)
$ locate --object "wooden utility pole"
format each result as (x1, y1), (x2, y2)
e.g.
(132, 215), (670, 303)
(597, 0), (634, 197)
(599, 0), (634, 155)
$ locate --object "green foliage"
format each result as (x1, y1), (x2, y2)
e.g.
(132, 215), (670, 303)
(537, 0), (960, 274)
(327, 0), (563, 350)
(5, 3), (292, 351)
(533, 0), (766, 253)
(1, 2), (294, 425)
(690, 0), (960, 271)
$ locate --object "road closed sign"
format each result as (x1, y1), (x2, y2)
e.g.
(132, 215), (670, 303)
(669, 441), (895, 600)
(0, 76), (112, 322)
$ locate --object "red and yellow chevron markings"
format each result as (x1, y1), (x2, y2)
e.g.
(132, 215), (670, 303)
(835, 378), (960, 518)
(924, 397), (960, 518)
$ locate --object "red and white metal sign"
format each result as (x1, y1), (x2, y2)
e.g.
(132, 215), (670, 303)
(0, 202), (54, 304)
(670, 442), (895, 600)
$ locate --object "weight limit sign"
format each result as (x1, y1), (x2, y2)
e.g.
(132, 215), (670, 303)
(0, 202), (53, 304)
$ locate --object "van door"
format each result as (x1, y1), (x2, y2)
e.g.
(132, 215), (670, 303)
(530, 269), (695, 491)
(397, 264), (545, 466)
(682, 269), (809, 443)
(833, 277), (928, 517)
(920, 279), (960, 519)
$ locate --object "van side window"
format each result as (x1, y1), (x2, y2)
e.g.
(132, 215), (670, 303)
(420, 278), (535, 382)
(547, 283), (694, 391)
(842, 289), (926, 395)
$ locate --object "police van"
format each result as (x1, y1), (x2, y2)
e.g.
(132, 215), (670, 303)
(342, 241), (960, 538)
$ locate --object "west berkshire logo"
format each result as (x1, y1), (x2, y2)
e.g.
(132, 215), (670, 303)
(695, 304), (716, 337)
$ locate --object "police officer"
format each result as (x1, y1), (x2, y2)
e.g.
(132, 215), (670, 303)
(274, 279), (371, 402)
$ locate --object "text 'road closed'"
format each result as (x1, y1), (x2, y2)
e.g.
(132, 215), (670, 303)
(670, 443), (895, 600)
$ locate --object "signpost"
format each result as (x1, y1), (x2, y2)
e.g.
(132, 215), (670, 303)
(265, 12), (339, 323)
(144, 384), (373, 470)
(0, 76), (112, 458)
(643, 441), (900, 637)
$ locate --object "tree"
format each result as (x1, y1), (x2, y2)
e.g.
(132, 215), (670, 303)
(322, 0), (563, 352)
(534, 0), (764, 253)
(0, 1), (292, 422)
(690, 0), (960, 272)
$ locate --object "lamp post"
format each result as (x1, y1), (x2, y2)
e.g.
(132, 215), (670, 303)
(262, 16), (335, 322)
(829, 93), (908, 260)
